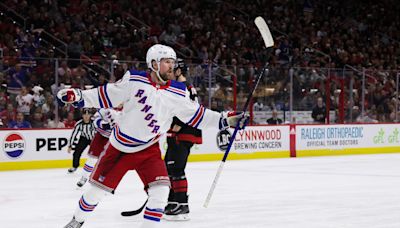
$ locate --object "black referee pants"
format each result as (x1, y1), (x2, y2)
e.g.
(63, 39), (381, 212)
(72, 137), (91, 168)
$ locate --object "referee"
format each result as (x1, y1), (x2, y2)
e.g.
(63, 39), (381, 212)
(67, 108), (96, 173)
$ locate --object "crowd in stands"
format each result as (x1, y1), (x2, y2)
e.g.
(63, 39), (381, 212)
(0, 0), (400, 128)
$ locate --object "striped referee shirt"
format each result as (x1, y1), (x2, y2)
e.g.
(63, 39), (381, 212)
(69, 119), (96, 149)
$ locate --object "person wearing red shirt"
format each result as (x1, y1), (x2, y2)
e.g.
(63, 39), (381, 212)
(64, 112), (77, 128)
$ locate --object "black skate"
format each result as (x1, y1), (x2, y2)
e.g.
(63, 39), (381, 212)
(64, 217), (84, 228)
(68, 167), (77, 173)
(164, 202), (178, 214)
(163, 203), (190, 221)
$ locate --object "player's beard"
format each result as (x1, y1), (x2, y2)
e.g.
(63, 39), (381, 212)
(160, 69), (174, 81)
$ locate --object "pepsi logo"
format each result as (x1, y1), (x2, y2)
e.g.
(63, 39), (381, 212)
(3, 133), (25, 158)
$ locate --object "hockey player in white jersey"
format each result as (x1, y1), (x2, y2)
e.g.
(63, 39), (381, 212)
(58, 44), (247, 228)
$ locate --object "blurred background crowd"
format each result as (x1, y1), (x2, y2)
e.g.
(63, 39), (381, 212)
(0, 0), (399, 128)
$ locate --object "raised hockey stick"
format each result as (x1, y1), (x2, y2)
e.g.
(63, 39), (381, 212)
(121, 199), (148, 216)
(203, 16), (274, 208)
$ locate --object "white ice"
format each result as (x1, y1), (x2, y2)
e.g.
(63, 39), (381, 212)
(1, 153), (400, 228)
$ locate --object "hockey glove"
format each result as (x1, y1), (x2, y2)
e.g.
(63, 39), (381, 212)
(219, 111), (249, 130)
(57, 89), (84, 108)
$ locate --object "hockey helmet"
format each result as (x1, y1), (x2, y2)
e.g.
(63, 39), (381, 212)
(174, 58), (188, 75)
(146, 44), (177, 71)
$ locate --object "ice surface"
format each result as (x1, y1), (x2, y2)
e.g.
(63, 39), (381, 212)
(1, 153), (399, 228)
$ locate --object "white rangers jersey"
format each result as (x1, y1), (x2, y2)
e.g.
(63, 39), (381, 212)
(93, 110), (112, 138)
(93, 108), (121, 138)
(81, 70), (221, 153)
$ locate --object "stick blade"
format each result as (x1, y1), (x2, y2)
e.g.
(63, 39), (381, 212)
(254, 16), (274, 48)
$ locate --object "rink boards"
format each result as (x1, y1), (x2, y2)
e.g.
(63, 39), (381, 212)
(1, 124), (400, 171)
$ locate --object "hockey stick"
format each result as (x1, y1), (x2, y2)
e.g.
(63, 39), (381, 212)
(121, 199), (148, 216)
(203, 16), (274, 208)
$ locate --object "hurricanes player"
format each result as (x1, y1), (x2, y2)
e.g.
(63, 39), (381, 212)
(58, 44), (248, 228)
(163, 58), (202, 221)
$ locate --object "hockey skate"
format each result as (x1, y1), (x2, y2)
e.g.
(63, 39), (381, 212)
(163, 202), (190, 221)
(76, 177), (88, 187)
(64, 217), (84, 228)
(68, 167), (77, 173)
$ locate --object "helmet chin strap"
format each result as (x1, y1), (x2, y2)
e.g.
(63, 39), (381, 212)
(152, 62), (167, 84)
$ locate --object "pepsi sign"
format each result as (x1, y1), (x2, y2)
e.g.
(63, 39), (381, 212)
(3, 133), (25, 158)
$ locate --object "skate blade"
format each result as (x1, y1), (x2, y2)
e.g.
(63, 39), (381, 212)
(163, 214), (190, 221)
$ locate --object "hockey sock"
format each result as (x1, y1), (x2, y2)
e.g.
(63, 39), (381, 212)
(171, 175), (188, 198)
(140, 185), (169, 227)
(74, 184), (110, 222)
(82, 157), (98, 179)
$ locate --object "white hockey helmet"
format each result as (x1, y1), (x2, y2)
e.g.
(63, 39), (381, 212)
(146, 44), (177, 71)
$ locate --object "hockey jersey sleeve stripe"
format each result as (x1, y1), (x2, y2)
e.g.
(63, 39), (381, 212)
(165, 88), (186, 97)
(192, 106), (205, 127)
(104, 84), (113, 107)
(187, 105), (205, 127)
(129, 76), (151, 85)
(193, 109), (205, 128)
(98, 85), (112, 108)
(187, 105), (201, 124)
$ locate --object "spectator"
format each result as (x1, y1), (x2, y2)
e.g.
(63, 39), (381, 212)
(267, 109), (283, 125)
(47, 114), (65, 128)
(0, 89), (8, 111)
(7, 63), (29, 99)
(8, 112), (32, 129)
(16, 86), (34, 119)
(57, 60), (72, 84)
(32, 85), (45, 107)
(71, 64), (87, 88)
(64, 112), (77, 128)
(41, 94), (55, 119)
(253, 98), (264, 111)
(0, 103), (17, 127)
(31, 111), (45, 128)
(311, 97), (326, 124)
(50, 80), (66, 97)
(67, 33), (83, 68)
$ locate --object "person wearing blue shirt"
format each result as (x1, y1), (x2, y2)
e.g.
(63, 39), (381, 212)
(7, 112), (32, 129)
